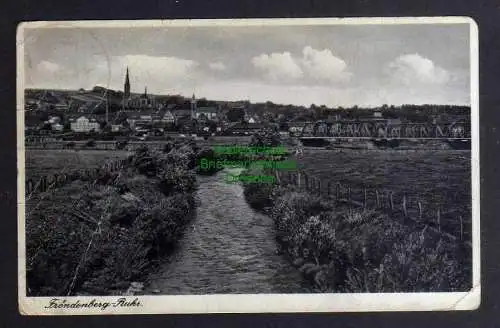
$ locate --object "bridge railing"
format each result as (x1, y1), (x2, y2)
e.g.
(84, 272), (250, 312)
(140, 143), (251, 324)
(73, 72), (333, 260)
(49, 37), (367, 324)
(274, 169), (472, 248)
(297, 121), (471, 139)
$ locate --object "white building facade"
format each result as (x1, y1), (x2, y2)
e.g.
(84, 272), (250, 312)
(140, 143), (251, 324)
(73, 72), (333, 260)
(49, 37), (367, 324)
(70, 116), (101, 133)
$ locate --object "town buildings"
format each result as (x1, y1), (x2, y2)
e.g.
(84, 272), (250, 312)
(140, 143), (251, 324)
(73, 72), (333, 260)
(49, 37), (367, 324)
(70, 116), (101, 133)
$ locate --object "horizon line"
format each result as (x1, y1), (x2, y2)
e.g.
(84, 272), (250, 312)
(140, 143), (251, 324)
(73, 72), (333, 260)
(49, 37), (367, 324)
(23, 87), (471, 108)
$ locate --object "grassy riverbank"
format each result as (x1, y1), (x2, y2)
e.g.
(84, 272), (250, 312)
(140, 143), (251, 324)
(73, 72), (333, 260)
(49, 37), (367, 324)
(242, 168), (471, 292)
(26, 145), (198, 296)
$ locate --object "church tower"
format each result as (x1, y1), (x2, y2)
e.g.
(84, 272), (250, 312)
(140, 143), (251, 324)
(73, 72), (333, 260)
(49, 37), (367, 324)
(124, 67), (131, 99)
(190, 93), (197, 119)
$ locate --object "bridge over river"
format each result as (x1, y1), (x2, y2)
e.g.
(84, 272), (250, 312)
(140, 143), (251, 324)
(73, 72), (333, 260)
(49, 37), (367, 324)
(294, 120), (471, 140)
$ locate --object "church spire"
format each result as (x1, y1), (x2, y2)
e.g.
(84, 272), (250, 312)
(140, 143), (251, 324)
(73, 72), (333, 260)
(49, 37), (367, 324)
(124, 67), (130, 98)
(190, 92), (197, 119)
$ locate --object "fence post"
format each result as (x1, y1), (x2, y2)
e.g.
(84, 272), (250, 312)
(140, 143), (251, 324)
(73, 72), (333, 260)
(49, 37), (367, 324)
(363, 188), (367, 208)
(327, 182), (332, 196)
(390, 192), (394, 211)
(437, 208), (441, 232)
(41, 176), (47, 192)
(418, 200), (423, 221)
(402, 194), (408, 217)
(460, 215), (464, 241)
(297, 171), (301, 189)
(376, 189), (380, 208)
(348, 186), (351, 203)
(26, 179), (33, 195)
(336, 183), (340, 200)
(317, 179), (322, 195)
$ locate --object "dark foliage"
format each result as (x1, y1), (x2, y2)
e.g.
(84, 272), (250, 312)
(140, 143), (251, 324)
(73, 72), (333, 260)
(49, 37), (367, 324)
(84, 139), (96, 148)
(249, 127), (282, 148)
(243, 183), (471, 293)
(116, 140), (128, 150)
(26, 142), (199, 296)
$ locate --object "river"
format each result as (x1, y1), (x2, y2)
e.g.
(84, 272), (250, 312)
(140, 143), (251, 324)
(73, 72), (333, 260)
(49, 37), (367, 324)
(144, 168), (310, 294)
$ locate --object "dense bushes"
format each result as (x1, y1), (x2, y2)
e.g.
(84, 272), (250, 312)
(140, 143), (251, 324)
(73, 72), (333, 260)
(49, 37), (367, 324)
(116, 140), (128, 150)
(266, 191), (471, 292)
(84, 139), (96, 148)
(195, 147), (219, 175)
(240, 166), (276, 211)
(26, 144), (199, 296)
(242, 181), (471, 292)
(243, 128), (472, 292)
(249, 127), (281, 148)
(243, 181), (275, 210)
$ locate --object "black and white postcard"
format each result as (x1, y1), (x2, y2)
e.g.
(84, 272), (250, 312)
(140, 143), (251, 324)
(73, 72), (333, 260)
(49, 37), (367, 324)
(17, 17), (480, 314)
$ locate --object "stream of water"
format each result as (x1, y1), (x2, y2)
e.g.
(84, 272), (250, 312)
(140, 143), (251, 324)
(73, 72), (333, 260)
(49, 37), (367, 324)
(145, 169), (309, 294)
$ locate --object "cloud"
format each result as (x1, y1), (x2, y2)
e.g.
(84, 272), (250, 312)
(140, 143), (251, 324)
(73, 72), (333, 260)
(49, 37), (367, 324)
(300, 46), (351, 83)
(37, 60), (62, 74)
(27, 54), (201, 92)
(27, 60), (76, 88)
(251, 51), (303, 81)
(208, 62), (226, 71)
(119, 55), (199, 81)
(251, 46), (351, 84)
(387, 54), (450, 85)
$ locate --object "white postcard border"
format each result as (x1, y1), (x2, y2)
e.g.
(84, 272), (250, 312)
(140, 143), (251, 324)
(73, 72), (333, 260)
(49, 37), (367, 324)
(17, 16), (480, 315)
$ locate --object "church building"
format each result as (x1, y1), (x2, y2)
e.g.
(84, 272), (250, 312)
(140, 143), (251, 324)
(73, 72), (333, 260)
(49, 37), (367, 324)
(122, 67), (158, 110)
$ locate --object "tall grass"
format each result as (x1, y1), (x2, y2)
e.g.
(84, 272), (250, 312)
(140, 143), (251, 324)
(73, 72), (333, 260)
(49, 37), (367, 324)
(26, 144), (199, 296)
(243, 182), (471, 292)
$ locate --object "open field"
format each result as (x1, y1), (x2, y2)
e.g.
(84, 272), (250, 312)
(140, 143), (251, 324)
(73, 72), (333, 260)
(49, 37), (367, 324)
(294, 149), (472, 240)
(25, 149), (131, 181)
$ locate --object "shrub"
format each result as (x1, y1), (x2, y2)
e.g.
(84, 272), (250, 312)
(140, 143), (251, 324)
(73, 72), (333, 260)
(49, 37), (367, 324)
(265, 187), (471, 293)
(249, 127), (281, 148)
(344, 231), (469, 292)
(163, 141), (174, 153)
(130, 148), (170, 177)
(195, 146), (215, 163)
(242, 166), (279, 211)
(116, 140), (128, 150)
(85, 139), (96, 148)
(158, 166), (197, 196)
(243, 181), (275, 211)
(26, 142), (199, 296)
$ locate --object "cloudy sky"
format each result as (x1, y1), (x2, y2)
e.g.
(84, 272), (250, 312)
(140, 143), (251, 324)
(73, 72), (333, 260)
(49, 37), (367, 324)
(23, 23), (470, 107)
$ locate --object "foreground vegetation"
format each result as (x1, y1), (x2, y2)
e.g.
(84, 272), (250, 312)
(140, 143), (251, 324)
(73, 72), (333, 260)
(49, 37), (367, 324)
(242, 129), (471, 292)
(26, 144), (198, 296)
(244, 177), (471, 292)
